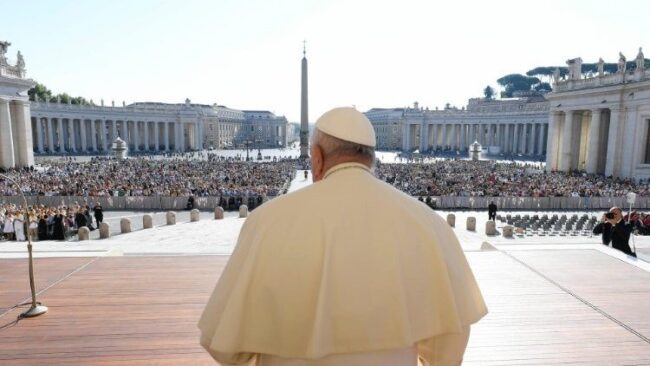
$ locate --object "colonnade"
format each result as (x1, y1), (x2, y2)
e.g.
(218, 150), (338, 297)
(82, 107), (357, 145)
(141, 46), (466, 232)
(402, 122), (548, 156)
(30, 117), (204, 153)
(545, 109), (611, 175)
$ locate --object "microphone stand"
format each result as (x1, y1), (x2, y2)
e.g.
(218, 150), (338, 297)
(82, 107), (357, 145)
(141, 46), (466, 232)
(1, 173), (48, 317)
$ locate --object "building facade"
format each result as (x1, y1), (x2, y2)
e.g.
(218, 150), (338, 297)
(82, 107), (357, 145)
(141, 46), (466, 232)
(0, 40), (35, 169)
(29, 100), (289, 154)
(366, 98), (549, 156)
(545, 49), (650, 179)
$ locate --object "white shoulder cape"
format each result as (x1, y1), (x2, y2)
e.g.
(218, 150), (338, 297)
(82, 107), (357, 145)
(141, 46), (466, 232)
(199, 164), (487, 360)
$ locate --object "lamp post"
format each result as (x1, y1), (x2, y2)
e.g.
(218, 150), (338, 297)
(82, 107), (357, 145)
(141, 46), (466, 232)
(0, 173), (48, 318)
(244, 139), (251, 161)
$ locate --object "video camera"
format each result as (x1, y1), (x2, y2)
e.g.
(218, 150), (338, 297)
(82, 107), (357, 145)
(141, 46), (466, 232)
(605, 212), (615, 220)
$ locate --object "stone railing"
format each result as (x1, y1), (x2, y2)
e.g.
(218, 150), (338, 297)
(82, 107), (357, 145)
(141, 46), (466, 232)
(554, 70), (650, 92)
(29, 101), (183, 120)
(0, 63), (24, 78)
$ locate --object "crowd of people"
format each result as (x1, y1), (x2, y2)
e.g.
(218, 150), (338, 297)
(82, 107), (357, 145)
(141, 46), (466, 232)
(0, 157), (296, 198)
(374, 159), (649, 197)
(2, 155), (650, 244)
(2, 157), (649, 200)
(0, 202), (103, 242)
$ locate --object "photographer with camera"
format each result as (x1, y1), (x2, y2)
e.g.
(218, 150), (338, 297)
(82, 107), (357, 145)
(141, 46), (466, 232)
(593, 207), (636, 257)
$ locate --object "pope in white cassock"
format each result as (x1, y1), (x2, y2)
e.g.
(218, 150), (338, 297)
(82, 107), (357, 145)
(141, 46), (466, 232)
(198, 107), (488, 365)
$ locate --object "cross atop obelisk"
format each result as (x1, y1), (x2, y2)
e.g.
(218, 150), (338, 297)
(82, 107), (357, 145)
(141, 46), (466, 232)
(299, 41), (309, 159)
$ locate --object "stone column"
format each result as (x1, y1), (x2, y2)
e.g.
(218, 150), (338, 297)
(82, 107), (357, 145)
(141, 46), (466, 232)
(199, 122), (204, 149)
(519, 124), (527, 154)
(429, 124), (437, 150)
(584, 109), (602, 174)
(459, 124), (465, 149)
(10, 100), (35, 167)
(537, 124), (546, 155)
(440, 124), (446, 149)
(164, 122), (170, 151)
(605, 108), (621, 176)
(111, 120), (117, 142)
(559, 111), (576, 171)
(36, 118), (44, 153)
(527, 124), (535, 155)
(0, 99), (15, 168)
(194, 122), (200, 150)
(459, 124), (466, 150)
(419, 123), (428, 151)
(90, 120), (97, 152)
(545, 112), (561, 171)
(143, 122), (149, 151)
(123, 121), (130, 148)
(154, 122), (160, 151)
(618, 106), (638, 178)
(512, 124), (520, 154)
(487, 124), (494, 147)
(174, 122), (180, 151)
(99, 119), (106, 151)
(79, 119), (87, 152)
(133, 121), (140, 151)
(68, 118), (76, 152)
(57, 118), (64, 152)
(47, 118), (54, 153)
(402, 123), (410, 151)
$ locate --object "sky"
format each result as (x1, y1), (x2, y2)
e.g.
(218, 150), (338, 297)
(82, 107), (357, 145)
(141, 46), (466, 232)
(2, 0), (649, 121)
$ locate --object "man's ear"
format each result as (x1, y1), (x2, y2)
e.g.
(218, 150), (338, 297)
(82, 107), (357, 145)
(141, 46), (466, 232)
(311, 145), (324, 182)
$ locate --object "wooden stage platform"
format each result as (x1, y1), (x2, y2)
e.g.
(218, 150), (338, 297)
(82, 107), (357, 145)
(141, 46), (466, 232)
(1, 250), (650, 365)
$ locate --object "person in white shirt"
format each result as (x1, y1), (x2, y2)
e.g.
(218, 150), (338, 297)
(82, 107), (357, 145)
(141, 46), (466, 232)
(199, 107), (487, 366)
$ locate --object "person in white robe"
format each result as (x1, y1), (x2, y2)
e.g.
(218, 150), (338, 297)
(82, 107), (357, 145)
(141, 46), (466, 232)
(14, 213), (26, 241)
(199, 107), (488, 366)
(3, 213), (15, 241)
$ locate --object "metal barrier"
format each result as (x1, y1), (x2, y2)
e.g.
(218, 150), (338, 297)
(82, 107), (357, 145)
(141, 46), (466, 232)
(1, 195), (646, 211)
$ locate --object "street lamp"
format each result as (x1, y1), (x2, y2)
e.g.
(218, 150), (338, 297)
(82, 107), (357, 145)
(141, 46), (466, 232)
(0, 173), (48, 318)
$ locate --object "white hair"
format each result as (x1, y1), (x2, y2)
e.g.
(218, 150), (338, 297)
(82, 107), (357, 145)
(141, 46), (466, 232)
(311, 129), (375, 163)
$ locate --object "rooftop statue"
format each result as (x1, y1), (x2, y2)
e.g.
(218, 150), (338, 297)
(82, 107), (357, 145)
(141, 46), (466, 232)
(0, 40), (10, 65)
(636, 47), (645, 71)
(617, 52), (626, 74)
(16, 51), (25, 70)
(552, 68), (560, 84)
(597, 57), (604, 76)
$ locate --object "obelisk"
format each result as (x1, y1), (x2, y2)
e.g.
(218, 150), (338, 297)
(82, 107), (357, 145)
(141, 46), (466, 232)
(299, 42), (309, 159)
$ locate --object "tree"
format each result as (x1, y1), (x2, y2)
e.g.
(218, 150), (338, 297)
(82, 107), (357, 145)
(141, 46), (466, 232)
(483, 85), (495, 99)
(28, 83), (52, 102)
(534, 82), (552, 93)
(496, 74), (540, 98)
(526, 66), (568, 83)
(28, 83), (91, 105)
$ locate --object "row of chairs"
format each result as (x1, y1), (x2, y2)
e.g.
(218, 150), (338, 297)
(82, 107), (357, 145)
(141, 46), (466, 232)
(496, 213), (599, 237)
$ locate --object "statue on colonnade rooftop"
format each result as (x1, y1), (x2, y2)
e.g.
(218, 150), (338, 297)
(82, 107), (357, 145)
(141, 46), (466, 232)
(16, 51), (25, 70)
(0, 40), (10, 64)
(552, 68), (560, 84)
(597, 57), (604, 76)
(617, 52), (626, 73)
(636, 47), (645, 71)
